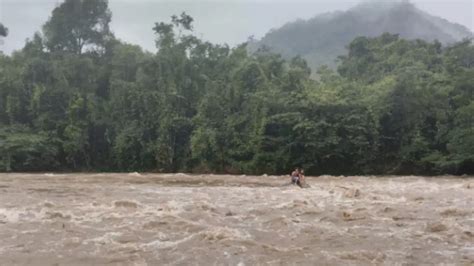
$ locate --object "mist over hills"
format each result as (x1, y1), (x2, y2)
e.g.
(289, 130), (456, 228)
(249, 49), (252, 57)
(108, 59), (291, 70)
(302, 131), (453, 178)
(249, 1), (473, 71)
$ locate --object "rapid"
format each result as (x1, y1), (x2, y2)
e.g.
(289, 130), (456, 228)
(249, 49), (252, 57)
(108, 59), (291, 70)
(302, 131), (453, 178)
(0, 173), (472, 265)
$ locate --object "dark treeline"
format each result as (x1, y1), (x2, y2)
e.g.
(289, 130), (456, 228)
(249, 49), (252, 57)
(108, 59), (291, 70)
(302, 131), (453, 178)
(0, 0), (473, 175)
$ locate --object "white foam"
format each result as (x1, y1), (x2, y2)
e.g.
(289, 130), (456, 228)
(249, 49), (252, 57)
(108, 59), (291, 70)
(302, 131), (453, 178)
(142, 234), (195, 250)
(199, 226), (251, 241)
(0, 208), (21, 223)
(83, 232), (122, 245)
(128, 172), (142, 176)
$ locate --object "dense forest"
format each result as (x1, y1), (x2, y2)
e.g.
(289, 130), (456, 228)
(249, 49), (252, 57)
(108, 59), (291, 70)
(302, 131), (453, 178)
(0, 0), (473, 175)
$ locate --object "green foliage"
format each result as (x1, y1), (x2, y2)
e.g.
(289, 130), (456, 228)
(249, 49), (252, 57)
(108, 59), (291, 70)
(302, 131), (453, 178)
(0, 2), (472, 175)
(43, 0), (112, 54)
(0, 125), (59, 171)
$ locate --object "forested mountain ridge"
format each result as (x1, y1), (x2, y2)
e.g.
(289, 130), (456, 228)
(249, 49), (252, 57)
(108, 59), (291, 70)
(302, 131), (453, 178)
(249, 1), (473, 70)
(0, 0), (473, 175)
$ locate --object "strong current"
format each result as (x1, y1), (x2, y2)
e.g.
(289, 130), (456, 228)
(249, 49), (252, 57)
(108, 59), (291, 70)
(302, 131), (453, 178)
(0, 173), (473, 265)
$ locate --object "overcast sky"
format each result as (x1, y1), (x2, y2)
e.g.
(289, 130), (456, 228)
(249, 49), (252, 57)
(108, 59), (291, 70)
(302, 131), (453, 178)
(0, 0), (473, 54)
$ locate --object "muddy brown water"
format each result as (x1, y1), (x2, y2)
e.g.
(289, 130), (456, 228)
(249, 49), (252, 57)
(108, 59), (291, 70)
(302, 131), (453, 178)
(0, 173), (473, 265)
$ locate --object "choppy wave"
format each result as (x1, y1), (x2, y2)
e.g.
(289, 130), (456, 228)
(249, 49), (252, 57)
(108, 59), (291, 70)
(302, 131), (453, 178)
(0, 173), (472, 265)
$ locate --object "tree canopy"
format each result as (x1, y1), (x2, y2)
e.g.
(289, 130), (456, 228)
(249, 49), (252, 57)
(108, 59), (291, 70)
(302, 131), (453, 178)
(0, 1), (473, 175)
(42, 0), (112, 54)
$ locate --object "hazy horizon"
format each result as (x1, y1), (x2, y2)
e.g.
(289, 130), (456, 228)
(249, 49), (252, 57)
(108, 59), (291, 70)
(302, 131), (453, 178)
(0, 0), (473, 54)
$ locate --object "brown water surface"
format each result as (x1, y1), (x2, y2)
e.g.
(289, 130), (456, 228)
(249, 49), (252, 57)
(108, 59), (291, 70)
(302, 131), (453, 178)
(0, 173), (473, 265)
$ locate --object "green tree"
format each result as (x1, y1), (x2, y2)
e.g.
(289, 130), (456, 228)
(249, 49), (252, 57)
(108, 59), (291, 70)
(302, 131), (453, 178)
(1, 5), (473, 175)
(0, 126), (58, 171)
(43, 0), (112, 54)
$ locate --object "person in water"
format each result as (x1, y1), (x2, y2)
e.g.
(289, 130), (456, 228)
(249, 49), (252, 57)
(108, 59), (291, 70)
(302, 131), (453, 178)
(290, 168), (301, 185)
(299, 169), (305, 184)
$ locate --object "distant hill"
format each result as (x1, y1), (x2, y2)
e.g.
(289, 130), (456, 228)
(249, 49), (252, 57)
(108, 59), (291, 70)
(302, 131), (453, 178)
(249, 1), (473, 71)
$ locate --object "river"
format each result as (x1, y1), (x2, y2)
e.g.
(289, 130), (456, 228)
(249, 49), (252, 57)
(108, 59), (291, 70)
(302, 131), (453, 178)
(0, 173), (473, 265)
